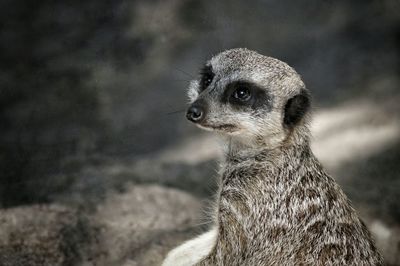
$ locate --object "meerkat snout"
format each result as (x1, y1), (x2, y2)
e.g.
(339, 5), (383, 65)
(186, 100), (207, 123)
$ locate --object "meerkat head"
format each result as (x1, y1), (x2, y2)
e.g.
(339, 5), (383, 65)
(186, 48), (311, 149)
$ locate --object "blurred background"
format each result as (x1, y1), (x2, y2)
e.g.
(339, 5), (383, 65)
(0, 0), (399, 265)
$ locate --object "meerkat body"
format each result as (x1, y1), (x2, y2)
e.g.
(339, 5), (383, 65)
(163, 48), (383, 265)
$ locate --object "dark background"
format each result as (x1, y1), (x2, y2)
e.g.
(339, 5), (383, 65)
(0, 0), (399, 265)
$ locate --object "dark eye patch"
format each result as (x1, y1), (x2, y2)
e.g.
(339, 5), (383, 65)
(199, 65), (214, 92)
(221, 81), (273, 111)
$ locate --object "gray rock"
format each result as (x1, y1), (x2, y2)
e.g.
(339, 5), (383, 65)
(91, 184), (203, 266)
(0, 185), (203, 266)
(0, 205), (93, 266)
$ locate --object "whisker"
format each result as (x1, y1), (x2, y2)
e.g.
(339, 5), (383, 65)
(170, 79), (191, 83)
(174, 67), (195, 79)
(165, 109), (186, 115)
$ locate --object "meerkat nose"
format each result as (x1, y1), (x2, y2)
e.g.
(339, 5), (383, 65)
(186, 105), (204, 123)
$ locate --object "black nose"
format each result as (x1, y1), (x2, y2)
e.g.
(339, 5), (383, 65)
(186, 105), (204, 123)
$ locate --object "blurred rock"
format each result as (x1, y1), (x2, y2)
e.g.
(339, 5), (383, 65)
(0, 205), (93, 266)
(0, 185), (203, 266)
(91, 184), (203, 266)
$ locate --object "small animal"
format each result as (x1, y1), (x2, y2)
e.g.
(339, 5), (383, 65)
(162, 48), (383, 266)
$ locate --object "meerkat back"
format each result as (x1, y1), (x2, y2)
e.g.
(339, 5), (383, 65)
(163, 48), (384, 266)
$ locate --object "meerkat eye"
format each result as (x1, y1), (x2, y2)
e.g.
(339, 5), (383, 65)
(199, 65), (214, 91)
(232, 87), (251, 101)
(223, 81), (271, 110)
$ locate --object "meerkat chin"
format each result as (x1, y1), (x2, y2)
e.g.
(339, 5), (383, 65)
(163, 48), (384, 266)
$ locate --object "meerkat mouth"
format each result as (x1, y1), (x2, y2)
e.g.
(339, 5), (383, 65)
(198, 123), (239, 133)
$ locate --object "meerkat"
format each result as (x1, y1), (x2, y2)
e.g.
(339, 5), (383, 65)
(162, 48), (383, 266)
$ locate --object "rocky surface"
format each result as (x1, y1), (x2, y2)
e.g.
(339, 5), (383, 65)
(0, 185), (203, 266)
(0, 205), (93, 266)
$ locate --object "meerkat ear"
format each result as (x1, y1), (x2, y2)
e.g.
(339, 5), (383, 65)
(283, 88), (311, 128)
